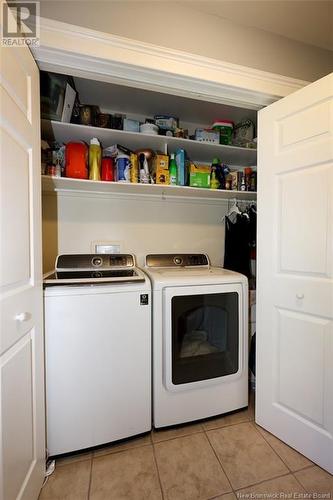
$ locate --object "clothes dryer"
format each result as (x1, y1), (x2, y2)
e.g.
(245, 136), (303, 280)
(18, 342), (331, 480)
(144, 253), (248, 428)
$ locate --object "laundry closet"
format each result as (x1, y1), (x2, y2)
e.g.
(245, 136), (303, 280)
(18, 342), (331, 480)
(1, 23), (332, 500)
(40, 72), (258, 453)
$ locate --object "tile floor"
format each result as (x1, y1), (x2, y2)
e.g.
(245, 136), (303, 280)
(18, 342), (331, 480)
(39, 397), (333, 500)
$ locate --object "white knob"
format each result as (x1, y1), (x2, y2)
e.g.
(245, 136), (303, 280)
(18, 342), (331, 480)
(296, 293), (304, 300)
(15, 312), (31, 322)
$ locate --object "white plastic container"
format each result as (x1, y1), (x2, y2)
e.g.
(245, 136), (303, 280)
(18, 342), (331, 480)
(140, 123), (159, 135)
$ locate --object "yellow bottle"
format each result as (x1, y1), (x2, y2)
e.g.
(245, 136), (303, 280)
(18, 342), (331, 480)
(89, 137), (101, 181)
(210, 166), (220, 189)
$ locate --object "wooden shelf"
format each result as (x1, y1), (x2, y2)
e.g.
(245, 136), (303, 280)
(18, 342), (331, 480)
(41, 120), (257, 166)
(41, 175), (257, 202)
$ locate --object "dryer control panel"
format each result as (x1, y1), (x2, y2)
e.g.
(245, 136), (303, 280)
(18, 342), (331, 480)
(145, 254), (209, 268)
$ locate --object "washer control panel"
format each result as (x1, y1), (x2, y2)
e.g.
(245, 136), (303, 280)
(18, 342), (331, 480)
(146, 254), (209, 268)
(56, 254), (135, 271)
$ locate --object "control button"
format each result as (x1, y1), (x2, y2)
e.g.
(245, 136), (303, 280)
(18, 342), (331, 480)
(92, 256), (103, 267)
(174, 257), (183, 265)
(92, 271), (102, 278)
(140, 294), (149, 305)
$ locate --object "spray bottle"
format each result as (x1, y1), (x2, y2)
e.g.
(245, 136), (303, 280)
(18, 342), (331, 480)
(169, 153), (178, 185)
(89, 138), (102, 181)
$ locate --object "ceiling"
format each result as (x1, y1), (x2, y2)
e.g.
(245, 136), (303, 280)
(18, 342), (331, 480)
(38, 1), (333, 51)
(179, 1), (333, 51)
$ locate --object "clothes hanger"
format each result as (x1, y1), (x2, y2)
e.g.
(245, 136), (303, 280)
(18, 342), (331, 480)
(228, 198), (241, 216)
(222, 198), (241, 223)
(241, 205), (250, 219)
(236, 200), (250, 219)
(250, 203), (257, 214)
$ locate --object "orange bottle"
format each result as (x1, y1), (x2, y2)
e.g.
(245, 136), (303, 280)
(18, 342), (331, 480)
(65, 142), (88, 179)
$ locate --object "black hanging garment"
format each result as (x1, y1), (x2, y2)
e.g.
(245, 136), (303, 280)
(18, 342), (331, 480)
(249, 332), (256, 376)
(248, 205), (257, 248)
(224, 213), (251, 278)
(248, 205), (257, 289)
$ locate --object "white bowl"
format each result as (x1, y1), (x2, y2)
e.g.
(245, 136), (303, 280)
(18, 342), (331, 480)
(140, 123), (159, 135)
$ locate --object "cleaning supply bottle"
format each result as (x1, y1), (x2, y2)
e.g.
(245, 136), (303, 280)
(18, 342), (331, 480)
(240, 172), (246, 191)
(169, 153), (178, 185)
(210, 162), (220, 189)
(89, 138), (101, 181)
(212, 157), (224, 189)
(139, 153), (149, 184)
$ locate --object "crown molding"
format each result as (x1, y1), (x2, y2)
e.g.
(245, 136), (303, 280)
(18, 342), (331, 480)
(32, 17), (310, 109)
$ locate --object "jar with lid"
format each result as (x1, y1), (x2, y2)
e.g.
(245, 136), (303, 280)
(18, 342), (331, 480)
(225, 173), (233, 190)
(244, 167), (253, 191)
(250, 171), (257, 191)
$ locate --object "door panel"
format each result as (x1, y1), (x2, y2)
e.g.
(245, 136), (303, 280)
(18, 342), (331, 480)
(1, 128), (31, 287)
(1, 291), (36, 354)
(257, 73), (333, 473)
(1, 47), (30, 117)
(1, 336), (34, 500)
(1, 83), (33, 142)
(0, 43), (45, 500)
(276, 309), (329, 425)
(279, 166), (331, 275)
(279, 100), (331, 148)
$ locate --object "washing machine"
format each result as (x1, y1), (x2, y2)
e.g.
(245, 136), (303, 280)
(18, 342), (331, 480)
(44, 254), (151, 456)
(145, 253), (248, 428)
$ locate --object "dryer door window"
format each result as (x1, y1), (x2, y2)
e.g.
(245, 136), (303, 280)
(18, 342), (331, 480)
(171, 292), (239, 384)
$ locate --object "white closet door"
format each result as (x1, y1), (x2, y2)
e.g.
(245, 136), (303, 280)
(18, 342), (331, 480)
(0, 44), (45, 499)
(257, 73), (333, 473)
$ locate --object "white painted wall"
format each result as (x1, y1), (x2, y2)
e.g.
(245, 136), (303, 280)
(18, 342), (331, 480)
(185, 1), (333, 51)
(42, 194), (229, 272)
(39, 1), (333, 82)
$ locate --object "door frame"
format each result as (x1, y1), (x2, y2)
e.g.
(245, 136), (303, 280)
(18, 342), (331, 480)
(32, 17), (309, 111)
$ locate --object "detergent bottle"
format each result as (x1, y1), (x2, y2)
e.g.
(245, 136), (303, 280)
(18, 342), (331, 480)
(89, 138), (102, 181)
(210, 164), (220, 189)
(169, 154), (178, 185)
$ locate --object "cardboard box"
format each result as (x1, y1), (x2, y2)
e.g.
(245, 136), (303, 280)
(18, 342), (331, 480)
(154, 115), (178, 131)
(195, 128), (220, 144)
(230, 171), (239, 191)
(175, 148), (188, 186)
(123, 118), (140, 132)
(189, 163), (211, 188)
(154, 154), (170, 184)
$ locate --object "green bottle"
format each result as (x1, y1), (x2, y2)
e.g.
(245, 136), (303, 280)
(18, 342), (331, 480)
(169, 153), (178, 185)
